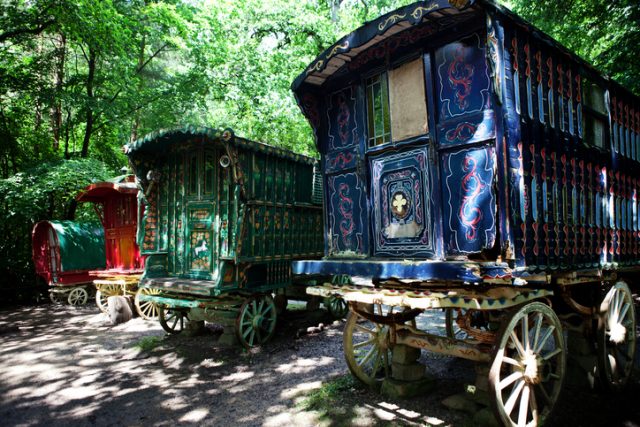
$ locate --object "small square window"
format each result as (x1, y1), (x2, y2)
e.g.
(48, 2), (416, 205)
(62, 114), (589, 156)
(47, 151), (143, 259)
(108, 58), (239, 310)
(366, 73), (391, 146)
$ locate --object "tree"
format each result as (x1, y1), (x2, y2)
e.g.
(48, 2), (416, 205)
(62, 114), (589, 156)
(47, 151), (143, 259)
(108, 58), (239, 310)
(509, 0), (640, 95)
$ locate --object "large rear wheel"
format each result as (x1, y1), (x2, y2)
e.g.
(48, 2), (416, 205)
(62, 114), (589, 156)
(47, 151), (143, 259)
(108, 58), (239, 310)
(596, 281), (637, 391)
(489, 302), (565, 427)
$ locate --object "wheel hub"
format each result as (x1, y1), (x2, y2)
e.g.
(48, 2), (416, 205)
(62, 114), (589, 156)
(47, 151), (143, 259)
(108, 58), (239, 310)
(252, 314), (264, 329)
(522, 350), (540, 384)
(608, 322), (627, 344)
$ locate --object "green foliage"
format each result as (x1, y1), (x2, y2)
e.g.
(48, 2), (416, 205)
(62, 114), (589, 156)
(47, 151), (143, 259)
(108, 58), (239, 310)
(508, 0), (640, 95)
(300, 374), (362, 411)
(0, 158), (113, 289)
(133, 336), (163, 352)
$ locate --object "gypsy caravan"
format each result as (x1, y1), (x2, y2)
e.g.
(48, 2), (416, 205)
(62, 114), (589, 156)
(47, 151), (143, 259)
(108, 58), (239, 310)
(75, 176), (149, 316)
(125, 126), (327, 347)
(291, 1), (638, 425)
(32, 220), (105, 305)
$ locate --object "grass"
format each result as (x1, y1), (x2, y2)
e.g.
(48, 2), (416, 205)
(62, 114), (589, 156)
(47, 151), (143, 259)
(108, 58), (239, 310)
(133, 336), (163, 352)
(299, 374), (363, 412)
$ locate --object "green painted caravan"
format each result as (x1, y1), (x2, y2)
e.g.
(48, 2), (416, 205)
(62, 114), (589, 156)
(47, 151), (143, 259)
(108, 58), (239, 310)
(125, 126), (325, 346)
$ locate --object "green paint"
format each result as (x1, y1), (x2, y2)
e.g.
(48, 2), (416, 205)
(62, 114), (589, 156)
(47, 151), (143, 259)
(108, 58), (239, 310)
(50, 221), (106, 272)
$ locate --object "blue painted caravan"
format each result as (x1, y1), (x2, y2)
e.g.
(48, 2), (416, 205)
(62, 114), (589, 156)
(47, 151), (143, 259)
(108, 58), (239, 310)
(291, 1), (638, 425)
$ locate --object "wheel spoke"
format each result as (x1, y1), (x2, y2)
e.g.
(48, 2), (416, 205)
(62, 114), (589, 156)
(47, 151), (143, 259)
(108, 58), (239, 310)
(532, 313), (543, 352)
(510, 331), (526, 358)
(353, 337), (376, 349)
(249, 330), (255, 346)
(534, 325), (555, 353)
(504, 380), (526, 415)
(502, 356), (522, 367)
(618, 302), (631, 323)
(518, 384), (530, 426)
(522, 315), (530, 351)
(541, 347), (562, 361)
(243, 325), (253, 338)
(358, 345), (378, 367)
(354, 323), (376, 336)
(499, 370), (524, 390)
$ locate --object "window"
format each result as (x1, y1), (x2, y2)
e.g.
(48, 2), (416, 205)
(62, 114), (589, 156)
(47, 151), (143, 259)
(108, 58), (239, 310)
(366, 58), (429, 146)
(582, 79), (606, 149)
(366, 73), (391, 146)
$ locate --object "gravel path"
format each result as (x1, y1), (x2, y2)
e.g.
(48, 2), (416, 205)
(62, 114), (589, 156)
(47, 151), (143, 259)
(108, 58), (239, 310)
(0, 302), (638, 426)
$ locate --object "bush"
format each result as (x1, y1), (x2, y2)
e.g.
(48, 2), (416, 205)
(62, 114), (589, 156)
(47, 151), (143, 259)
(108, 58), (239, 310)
(0, 158), (114, 302)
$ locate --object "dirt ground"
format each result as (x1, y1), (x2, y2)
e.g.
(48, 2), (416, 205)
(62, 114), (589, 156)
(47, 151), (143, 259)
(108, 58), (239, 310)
(0, 301), (639, 427)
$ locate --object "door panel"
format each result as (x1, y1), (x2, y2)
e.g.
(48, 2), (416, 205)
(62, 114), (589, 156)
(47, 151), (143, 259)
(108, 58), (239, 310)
(370, 146), (435, 257)
(186, 203), (215, 278)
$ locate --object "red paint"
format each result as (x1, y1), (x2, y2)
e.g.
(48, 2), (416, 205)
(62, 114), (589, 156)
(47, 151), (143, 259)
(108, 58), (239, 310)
(76, 176), (144, 271)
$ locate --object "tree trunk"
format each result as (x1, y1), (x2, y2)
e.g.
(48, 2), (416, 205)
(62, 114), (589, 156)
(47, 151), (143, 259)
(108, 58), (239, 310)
(130, 34), (146, 143)
(81, 47), (96, 158)
(51, 33), (66, 151)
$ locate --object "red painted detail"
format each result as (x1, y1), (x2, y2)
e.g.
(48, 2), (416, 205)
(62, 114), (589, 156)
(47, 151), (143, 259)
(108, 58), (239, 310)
(77, 177), (144, 271)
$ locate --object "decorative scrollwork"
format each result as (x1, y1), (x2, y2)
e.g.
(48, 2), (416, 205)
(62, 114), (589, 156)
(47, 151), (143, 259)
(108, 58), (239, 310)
(411, 3), (439, 20)
(378, 13), (407, 31)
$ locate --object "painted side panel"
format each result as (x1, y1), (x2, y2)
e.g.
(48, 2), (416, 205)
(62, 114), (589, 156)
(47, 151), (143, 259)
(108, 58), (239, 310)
(326, 172), (369, 257)
(435, 33), (494, 147)
(441, 146), (496, 254)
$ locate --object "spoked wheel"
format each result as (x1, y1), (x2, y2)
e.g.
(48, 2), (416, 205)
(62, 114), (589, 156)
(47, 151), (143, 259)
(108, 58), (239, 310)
(49, 291), (63, 304)
(95, 283), (120, 313)
(68, 287), (88, 306)
(343, 304), (418, 389)
(159, 306), (189, 334)
(134, 288), (162, 320)
(236, 294), (277, 348)
(325, 295), (348, 319)
(596, 281), (637, 391)
(489, 302), (566, 427)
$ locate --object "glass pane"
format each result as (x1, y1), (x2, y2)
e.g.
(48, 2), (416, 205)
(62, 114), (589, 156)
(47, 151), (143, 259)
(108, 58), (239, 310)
(189, 154), (198, 195)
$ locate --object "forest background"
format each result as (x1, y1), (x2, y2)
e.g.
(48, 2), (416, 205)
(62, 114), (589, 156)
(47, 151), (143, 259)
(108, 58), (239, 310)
(1, 0), (638, 299)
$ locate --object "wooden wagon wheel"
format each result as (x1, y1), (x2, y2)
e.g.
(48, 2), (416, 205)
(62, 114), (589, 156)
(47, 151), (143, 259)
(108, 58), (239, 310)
(67, 287), (88, 306)
(596, 281), (637, 391)
(236, 294), (277, 348)
(95, 283), (120, 313)
(489, 302), (566, 427)
(158, 306), (189, 334)
(134, 288), (162, 320)
(49, 290), (63, 304)
(343, 304), (407, 389)
(325, 295), (348, 319)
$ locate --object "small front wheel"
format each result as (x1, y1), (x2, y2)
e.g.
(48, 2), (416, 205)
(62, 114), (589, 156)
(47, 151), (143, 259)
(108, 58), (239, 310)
(68, 287), (88, 306)
(159, 306), (189, 334)
(134, 288), (161, 320)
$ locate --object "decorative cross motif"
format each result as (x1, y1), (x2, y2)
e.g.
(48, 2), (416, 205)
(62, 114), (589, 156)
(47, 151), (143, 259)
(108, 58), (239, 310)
(393, 193), (408, 214)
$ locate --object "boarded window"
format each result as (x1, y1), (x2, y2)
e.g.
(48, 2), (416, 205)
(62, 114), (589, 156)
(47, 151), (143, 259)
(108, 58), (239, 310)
(366, 73), (391, 146)
(389, 58), (428, 142)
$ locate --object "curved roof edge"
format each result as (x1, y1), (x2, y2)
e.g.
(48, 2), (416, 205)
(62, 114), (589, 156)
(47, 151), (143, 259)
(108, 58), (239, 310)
(123, 125), (317, 164)
(291, 0), (475, 91)
(292, 0), (620, 93)
(76, 178), (138, 203)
